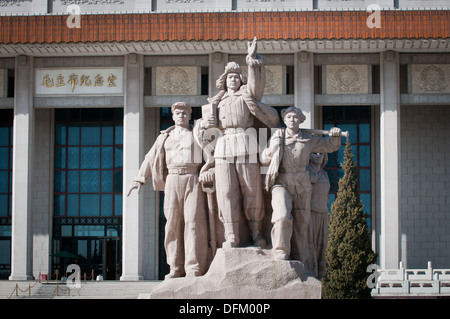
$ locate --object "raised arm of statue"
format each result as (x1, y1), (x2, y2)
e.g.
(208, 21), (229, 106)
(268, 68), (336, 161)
(246, 37), (265, 101)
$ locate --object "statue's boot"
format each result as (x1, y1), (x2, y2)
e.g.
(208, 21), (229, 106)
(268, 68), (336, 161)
(248, 220), (267, 248)
(271, 218), (292, 260)
(222, 222), (239, 249)
(164, 268), (185, 279)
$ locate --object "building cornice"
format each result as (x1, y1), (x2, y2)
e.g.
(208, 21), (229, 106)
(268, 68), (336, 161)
(1, 38), (448, 57)
(0, 11), (448, 57)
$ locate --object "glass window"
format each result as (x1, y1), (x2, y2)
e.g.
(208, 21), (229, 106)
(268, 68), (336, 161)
(80, 171), (100, 193)
(74, 225), (105, 237)
(68, 126), (80, 145)
(55, 124), (66, 145)
(0, 240), (11, 265)
(54, 194), (65, 216)
(0, 110), (13, 218)
(102, 125), (114, 145)
(54, 108), (123, 217)
(80, 147), (101, 169)
(0, 196), (8, 216)
(55, 148), (66, 169)
(0, 149), (9, 170)
(54, 171), (65, 193)
(67, 171), (79, 193)
(101, 147), (114, 169)
(101, 171), (113, 193)
(0, 225), (11, 237)
(101, 194), (113, 216)
(61, 225), (72, 237)
(81, 126), (101, 146)
(323, 106), (372, 231)
(0, 127), (9, 146)
(80, 194), (100, 216)
(67, 195), (79, 217)
(68, 147), (79, 169)
(0, 109), (14, 279)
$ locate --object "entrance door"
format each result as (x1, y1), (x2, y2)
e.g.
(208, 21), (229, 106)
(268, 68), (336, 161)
(104, 237), (120, 280)
(75, 237), (120, 280)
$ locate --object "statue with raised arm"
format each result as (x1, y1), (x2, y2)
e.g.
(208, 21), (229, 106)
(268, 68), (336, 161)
(200, 37), (280, 249)
(261, 106), (342, 265)
(127, 102), (209, 279)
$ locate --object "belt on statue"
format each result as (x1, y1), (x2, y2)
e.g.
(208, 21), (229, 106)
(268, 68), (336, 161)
(168, 167), (198, 175)
(279, 167), (306, 173)
(222, 127), (245, 135)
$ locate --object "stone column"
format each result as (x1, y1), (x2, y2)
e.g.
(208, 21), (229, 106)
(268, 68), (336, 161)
(379, 51), (401, 269)
(295, 52), (315, 129)
(209, 52), (228, 98)
(121, 53), (145, 281)
(9, 55), (35, 280)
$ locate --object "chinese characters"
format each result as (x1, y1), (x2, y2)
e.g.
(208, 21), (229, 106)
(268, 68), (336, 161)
(41, 72), (118, 92)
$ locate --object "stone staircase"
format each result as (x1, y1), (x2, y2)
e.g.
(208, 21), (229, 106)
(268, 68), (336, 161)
(0, 280), (161, 299)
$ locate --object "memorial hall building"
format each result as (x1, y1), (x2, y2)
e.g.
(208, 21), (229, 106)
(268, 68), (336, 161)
(0, 0), (449, 282)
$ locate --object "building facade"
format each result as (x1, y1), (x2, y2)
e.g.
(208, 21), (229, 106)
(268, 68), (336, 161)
(0, 0), (449, 281)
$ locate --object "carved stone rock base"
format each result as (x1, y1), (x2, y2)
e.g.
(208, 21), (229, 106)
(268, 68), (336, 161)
(146, 247), (321, 299)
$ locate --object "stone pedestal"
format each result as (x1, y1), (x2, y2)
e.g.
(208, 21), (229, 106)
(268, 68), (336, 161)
(147, 247), (321, 299)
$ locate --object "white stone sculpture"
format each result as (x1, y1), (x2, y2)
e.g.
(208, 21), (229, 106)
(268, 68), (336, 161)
(199, 37), (280, 249)
(127, 102), (210, 279)
(307, 152), (330, 279)
(131, 38), (347, 300)
(260, 106), (342, 264)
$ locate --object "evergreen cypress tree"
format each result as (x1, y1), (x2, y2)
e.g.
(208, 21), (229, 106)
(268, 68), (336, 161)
(322, 138), (377, 299)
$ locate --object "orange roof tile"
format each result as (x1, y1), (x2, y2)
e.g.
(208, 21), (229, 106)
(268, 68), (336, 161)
(0, 10), (448, 45)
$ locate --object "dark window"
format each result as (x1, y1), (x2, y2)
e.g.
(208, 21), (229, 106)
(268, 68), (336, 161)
(7, 69), (14, 98)
(0, 109), (13, 218)
(286, 65), (294, 94)
(201, 66), (209, 96)
(323, 106), (372, 230)
(0, 109), (12, 279)
(54, 108), (123, 217)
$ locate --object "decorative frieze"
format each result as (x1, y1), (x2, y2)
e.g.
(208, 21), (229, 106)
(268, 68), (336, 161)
(325, 65), (369, 94)
(237, 0), (309, 10)
(60, 0), (124, 4)
(317, 0), (392, 9)
(155, 66), (198, 96)
(411, 64), (450, 94)
(51, 0), (150, 13)
(0, 0), (24, 6)
(157, 0), (230, 12)
(35, 68), (124, 96)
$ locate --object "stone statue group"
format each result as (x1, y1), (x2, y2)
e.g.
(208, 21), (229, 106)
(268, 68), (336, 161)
(128, 38), (344, 281)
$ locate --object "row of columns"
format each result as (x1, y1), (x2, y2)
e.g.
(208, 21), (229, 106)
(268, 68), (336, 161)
(8, 51), (400, 280)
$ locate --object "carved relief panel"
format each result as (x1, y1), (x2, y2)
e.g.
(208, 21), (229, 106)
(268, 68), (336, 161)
(325, 65), (369, 94)
(158, 0), (231, 12)
(155, 66), (199, 96)
(0, 0), (25, 6)
(241, 65), (284, 95)
(0, 0), (34, 13)
(411, 64), (450, 93)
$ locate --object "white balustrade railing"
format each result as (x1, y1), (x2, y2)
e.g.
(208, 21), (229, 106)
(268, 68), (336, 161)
(372, 261), (450, 297)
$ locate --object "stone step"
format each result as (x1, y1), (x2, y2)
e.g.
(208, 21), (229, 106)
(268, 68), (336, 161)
(0, 280), (161, 299)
